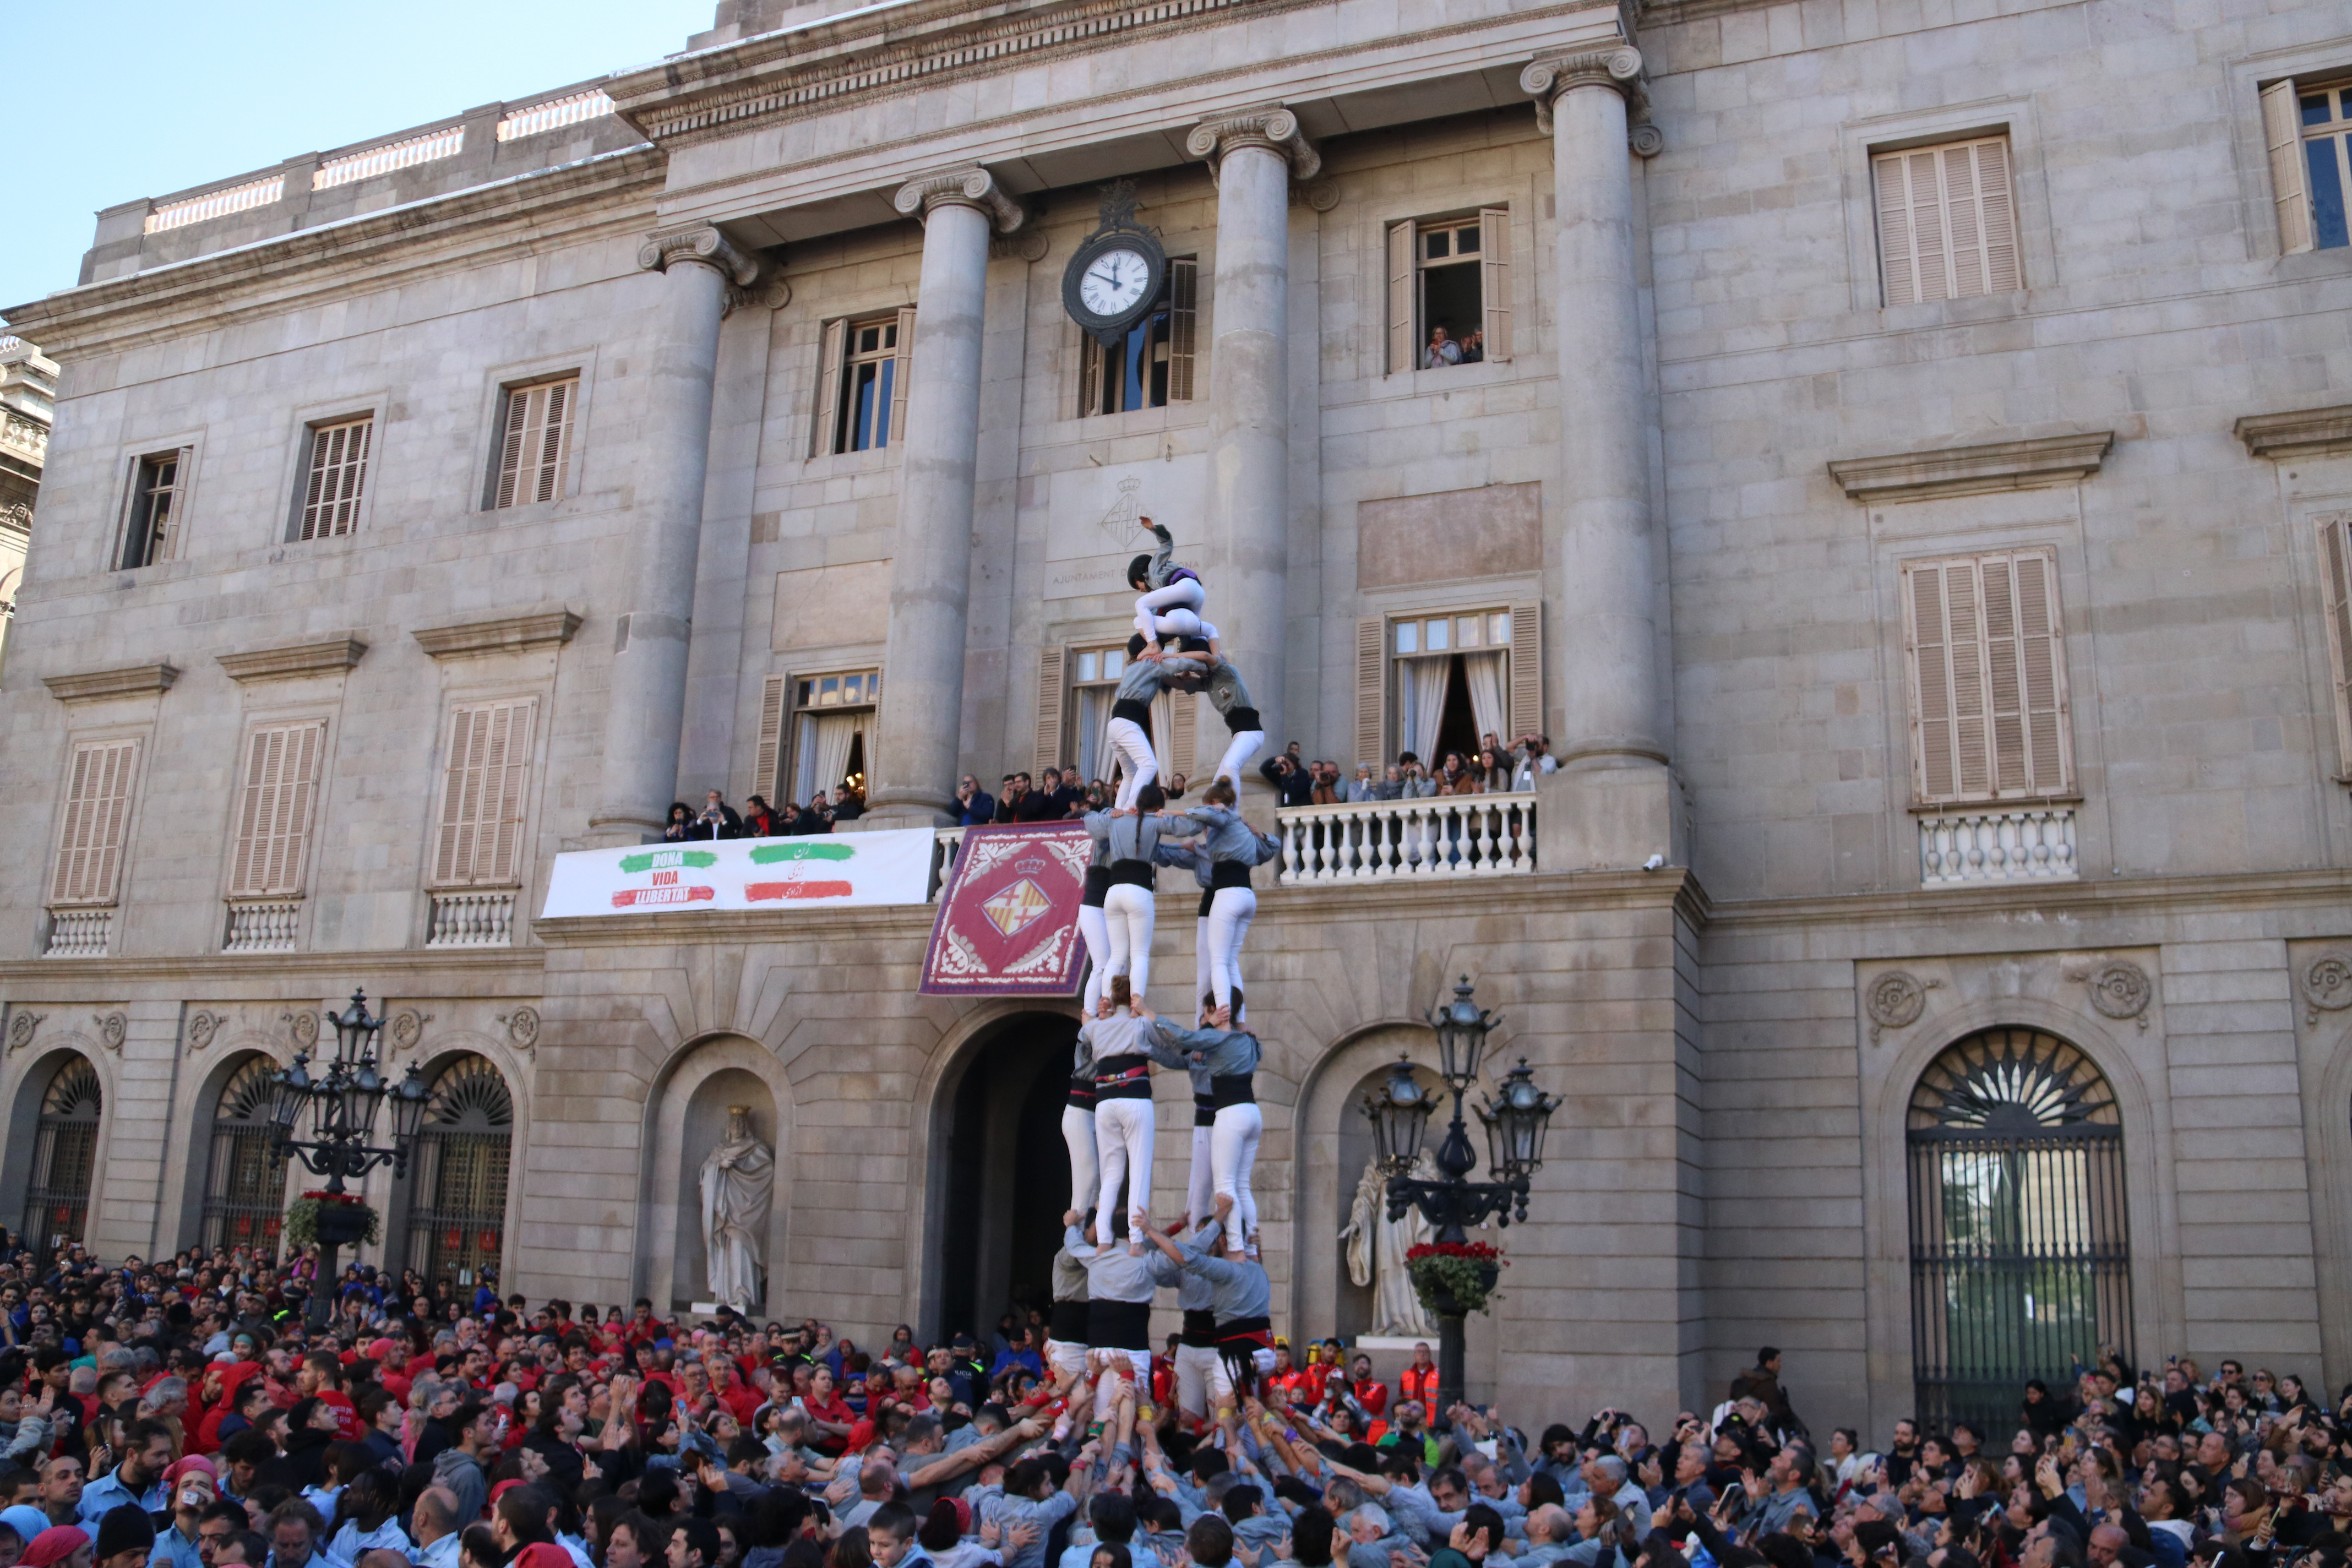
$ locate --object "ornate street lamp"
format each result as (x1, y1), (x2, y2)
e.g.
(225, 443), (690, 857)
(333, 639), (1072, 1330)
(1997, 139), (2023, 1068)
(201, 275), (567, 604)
(1362, 977), (1560, 1415)
(270, 990), (431, 1327)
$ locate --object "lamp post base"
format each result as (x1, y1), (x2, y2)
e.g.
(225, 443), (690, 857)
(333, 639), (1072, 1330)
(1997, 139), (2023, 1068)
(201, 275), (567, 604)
(1436, 1311), (1467, 1414)
(308, 1239), (340, 1329)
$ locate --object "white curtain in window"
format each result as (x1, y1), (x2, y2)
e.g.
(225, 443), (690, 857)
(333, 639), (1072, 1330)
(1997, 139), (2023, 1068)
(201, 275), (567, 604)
(801, 712), (865, 802)
(1399, 656), (1450, 767)
(1076, 687), (1114, 786)
(1463, 651), (1507, 752)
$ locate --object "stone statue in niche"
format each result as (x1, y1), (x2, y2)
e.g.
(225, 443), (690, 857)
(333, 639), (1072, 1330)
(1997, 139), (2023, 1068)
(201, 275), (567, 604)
(1341, 1153), (1438, 1338)
(699, 1105), (774, 1313)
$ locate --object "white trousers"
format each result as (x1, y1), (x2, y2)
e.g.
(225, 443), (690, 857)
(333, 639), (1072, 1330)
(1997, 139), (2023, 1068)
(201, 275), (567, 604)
(1061, 1102), (1099, 1216)
(1077, 902), (1110, 1014)
(1134, 579), (1206, 642)
(1047, 1338), (1091, 1380)
(1194, 914), (1216, 1018)
(1102, 883), (1155, 1001)
(1093, 1095), (1155, 1245)
(1211, 1102), (1263, 1252)
(1212, 728), (1265, 786)
(1204, 886), (1256, 1011)
(1108, 717), (1157, 809)
(1173, 1343), (1222, 1419)
(1187, 1120), (1215, 1228)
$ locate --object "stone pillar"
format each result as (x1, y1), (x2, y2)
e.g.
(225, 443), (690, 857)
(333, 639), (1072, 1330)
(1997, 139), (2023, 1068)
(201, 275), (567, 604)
(1522, 50), (1667, 776)
(864, 168), (1026, 824)
(1185, 108), (1316, 774)
(590, 225), (758, 841)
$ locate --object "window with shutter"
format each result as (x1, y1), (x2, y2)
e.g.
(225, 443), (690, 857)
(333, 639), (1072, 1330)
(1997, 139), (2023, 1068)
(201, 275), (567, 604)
(1168, 259), (1200, 402)
(121, 451), (185, 569)
(1507, 600), (1542, 742)
(1385, 221), (1414, 375)
(1078, 260), (1196, 416)
(1479, 208), (1512, 362)
(1161, 689), (1197, 780)
(297, 417), (373, 541)
(2275, 78), (2352, 252)
(2316, 513), (2352, 777)
(1033, 647), (1068, 781)
(431, 700), (537, 888)
(1903, 549), (2073, 805)
(228, 722), (325, 897)
(1355, 616), (1387, 766)
(50, 739), (140, 906)
(491, 378), (577, 509)
(1872, 135), (2021, 306)
(753, 675), (789, 802)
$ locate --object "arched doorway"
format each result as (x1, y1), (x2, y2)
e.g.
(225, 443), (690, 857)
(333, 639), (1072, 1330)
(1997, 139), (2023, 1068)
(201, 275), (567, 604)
(933, 1012), (1081, 1343)
(199, 1055), (288, 1257)
(1907, 1027), (2130, 1428)
(1332, 1059), (1445, 1342)
(22, 1056), (102, 1254)
(402, 1054), (514, 1289)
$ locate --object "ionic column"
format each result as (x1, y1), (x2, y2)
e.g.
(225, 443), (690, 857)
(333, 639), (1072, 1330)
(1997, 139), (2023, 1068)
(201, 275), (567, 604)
(1186, 108), (1317, 770)
(591, 225), (759, 840)
(1522, 50), (1668, 771)
(864, 168), (1026, 824)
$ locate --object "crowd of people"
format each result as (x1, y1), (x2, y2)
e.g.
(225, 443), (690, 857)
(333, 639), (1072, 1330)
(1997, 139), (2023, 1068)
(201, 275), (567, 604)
(0, 1238), (2333, 1568)
(662, 789), (867, 842)
(1256, 738), (1555, 809)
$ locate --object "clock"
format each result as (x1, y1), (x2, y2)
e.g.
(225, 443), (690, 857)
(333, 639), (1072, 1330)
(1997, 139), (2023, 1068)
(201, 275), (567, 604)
(1063, 227), (1168, 347)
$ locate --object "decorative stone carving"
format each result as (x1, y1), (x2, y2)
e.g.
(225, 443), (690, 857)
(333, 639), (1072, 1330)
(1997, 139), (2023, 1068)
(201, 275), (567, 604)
(2084, 960), (2153, 1028)
(1629, 120), (1665, 157)
(2303, 951), (2352, 1026)
(637, 224), (761, 286)
(1292, 178), (1342, 213)
(1520, 48), (1646, 134)
(388, 1009), (433, 1052)
(216, 636), (368, 683)
(1827, 431), (2115, 504)
(7, 1010), (45, 1054)
(497, 1007), (540, 1052)
(1864, 970), (1936, 1044)
(185, 1010), (226, 1052)
(893, 167), (1027, 233)
(1186, 106), (1321, 181)
(42, 662), (179, 705)
(0, 500), (31, 535)
(700, 1106), (775, 1312)
(92, 1012), (127, 1053)
(990, 229), (1052, 263)
(282, 1007), (319, 1051)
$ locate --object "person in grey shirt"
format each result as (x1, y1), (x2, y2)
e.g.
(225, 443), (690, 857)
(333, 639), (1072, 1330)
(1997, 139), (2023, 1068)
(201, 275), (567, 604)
(1141, 1008), (1264, 1257)
(1065, 1213), (1158, 1400)
(1137, 1217), (1271, 1415)
(1104, 651), (1203, 810)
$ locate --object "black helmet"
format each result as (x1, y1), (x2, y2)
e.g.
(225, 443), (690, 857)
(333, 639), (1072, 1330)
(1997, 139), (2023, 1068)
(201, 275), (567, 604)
(1126, 633), (1148, 658)
(1127, 554), (1153, 589)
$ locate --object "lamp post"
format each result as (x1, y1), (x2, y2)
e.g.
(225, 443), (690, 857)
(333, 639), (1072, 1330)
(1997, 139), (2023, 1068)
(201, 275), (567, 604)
(270, 990), (431, 1329)
(1359, 976), (1560, 1414)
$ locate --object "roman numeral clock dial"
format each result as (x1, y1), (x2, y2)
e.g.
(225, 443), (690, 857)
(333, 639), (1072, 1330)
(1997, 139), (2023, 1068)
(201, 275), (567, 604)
(1061, 221), (1167, 346)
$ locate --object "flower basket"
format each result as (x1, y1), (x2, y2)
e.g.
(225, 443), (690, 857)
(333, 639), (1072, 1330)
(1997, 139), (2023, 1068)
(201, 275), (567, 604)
(284, 1191), (380, 1249)
(1404, 1240), (1505, 1316)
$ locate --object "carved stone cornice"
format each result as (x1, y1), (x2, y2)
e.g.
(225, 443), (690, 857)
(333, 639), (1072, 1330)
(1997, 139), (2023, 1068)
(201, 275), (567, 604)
(893, 167), (1027, 234)
(42, 662), (179, 704)
(2235, 404), (2352, 460)
(216, 635), (368, 684)
(1521, 48), (1646, 135)
(1827, 431), (2116, 504)
(412, 608), (583, 661)
(1185, 105), (1321, 181)
(637, 224), (762, 286)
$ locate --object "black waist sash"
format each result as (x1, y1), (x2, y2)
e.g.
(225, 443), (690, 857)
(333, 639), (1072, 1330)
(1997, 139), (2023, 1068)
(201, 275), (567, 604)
(1193, 1092), (1216, 1128)
(1090, 1299), (1153, 1351)
(1180, 1310), (1217, 1348)
(1082, 864), (1115, 907)
(1049, 1299), (1091, 1343)
(1211, 1073), (1256, 1109)
(1109, 858), (1154, 889)
(1095, 1053), (1151, 1100)
(1111, 698), (1152, 725)
(1224, 706), (1262, 733)
(1066, 1076), (1096, 1110)
(1210, 861), (1253, 890)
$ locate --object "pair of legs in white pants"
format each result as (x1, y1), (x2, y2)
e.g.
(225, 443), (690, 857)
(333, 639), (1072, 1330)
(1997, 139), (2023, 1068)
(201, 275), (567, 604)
(1077, 901), (1110, 1013)
(1107, 716), (1157, 809)
(1061, 1103), (1099, 1217)
(1209, 1344), (1277, 1408)
(1187, 1112), (1215, 1227)
(1211, 727), (1264, 786)
(1093, 1094), (1155, 1246)
(1172, 1342), (1222, 1420)
(1134, 578), (1206, 643)
(1210, 1101), (1262, 1253)
(1204, 886), (1255, 1014)
(1102, 883), (1155, 1001)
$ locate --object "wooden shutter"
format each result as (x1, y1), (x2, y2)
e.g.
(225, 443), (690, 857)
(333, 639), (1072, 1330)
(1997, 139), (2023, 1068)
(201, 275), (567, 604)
(1033, 647), (1066, 780)
(1874, 138), (2019, 306)
(1168, 259), (1199, 401)
(1479, 207), (1512, 362)
(1355, 616), (1387, 767)
(1506, 601), (1541, 743)
(1903, 550), (2070, 804)
(432, 700), (537, 887)
(1386, 220), (1414, 374)
(228, 722), (324, 897)
(753, 675), (788, 802)
(2318, 514), (2352, 775)
(1168, 690), (1197, 780)
(299, 418), (372, 542)
(494, 379), (575, 508)
(50, 739), (139, 906)
(889, 306), (918, 448)
(2263, 80), (2316, 255)
(812, 318), (847, 458)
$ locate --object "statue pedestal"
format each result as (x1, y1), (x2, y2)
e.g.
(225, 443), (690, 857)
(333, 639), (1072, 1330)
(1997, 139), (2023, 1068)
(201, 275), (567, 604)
(1352, 1335), (1433, 1351)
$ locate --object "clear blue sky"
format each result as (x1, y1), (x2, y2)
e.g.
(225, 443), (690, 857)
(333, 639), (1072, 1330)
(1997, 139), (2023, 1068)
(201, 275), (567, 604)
(3, 0), (713, 318)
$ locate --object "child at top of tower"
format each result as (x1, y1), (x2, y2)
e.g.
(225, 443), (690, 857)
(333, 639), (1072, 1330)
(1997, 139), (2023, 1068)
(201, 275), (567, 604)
(1129, 515), (1212, 654)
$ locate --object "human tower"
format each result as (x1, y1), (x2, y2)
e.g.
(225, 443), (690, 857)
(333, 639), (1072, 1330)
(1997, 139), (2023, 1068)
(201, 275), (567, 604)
(1054, 517), (1281, 1430)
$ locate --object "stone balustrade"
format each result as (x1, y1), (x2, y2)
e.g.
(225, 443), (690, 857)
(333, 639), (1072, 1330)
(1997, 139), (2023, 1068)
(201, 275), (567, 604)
(1917, 805), (2078, 888)
(222, 901), (301, 954)
(1276, 792), (1538, 884)
(43, 908), (113, 958)
(932, 826), (967, 901)
(426, 889), (518, 946)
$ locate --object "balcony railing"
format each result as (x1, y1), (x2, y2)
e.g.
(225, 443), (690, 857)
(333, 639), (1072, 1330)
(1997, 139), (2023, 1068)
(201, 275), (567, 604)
(497, 90), (614, 141)
(145, 175), (285, 233)
(314, 127), (465, 190)
(426, 889), (518, 947)
(222, 901), (301, 954)
(1918, 805), (2078, 888)
(1275, 791), (1537, 884)
(932, 827), (967, 900)
(43, 908), (112, 958)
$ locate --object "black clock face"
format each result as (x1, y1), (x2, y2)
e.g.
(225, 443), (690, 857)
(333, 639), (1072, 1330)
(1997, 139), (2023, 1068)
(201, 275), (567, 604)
(1063, 230), (1167, 342)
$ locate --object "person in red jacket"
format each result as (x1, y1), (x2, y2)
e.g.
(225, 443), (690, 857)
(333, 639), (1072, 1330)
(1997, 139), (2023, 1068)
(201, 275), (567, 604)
(1350, 1353), (1389, 1418)
(1398, 1342), (1438, 1409)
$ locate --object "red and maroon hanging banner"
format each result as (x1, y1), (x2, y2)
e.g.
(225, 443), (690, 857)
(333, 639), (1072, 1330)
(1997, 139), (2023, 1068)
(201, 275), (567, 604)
(919, 823), (1093, 997)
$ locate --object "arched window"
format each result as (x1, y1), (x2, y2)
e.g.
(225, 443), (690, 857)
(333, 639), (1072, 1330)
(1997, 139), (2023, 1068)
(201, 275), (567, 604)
(1907, 1028), (2131, 1427)
(200, 1057), (289, 1256)
(23, 1058), (102, 1253)
(404, 1054), (513, 1288)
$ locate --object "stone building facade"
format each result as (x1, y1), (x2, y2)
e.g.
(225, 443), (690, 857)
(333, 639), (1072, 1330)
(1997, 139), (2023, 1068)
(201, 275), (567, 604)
(5, 0), (2352, 1439)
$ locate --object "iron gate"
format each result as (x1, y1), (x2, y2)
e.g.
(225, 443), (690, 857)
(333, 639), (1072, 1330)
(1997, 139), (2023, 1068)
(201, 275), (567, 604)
(200, 1056), (289, 1255)
(405, 1054), (512, 1287)
(23, 1058), (102, 1253)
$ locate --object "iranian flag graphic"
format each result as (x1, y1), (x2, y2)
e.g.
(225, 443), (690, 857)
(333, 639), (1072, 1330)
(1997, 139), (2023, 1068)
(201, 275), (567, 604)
(744, 841), (858, 902)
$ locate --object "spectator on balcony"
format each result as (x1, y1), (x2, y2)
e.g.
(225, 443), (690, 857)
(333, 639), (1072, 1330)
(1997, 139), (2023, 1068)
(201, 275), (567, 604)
(741, 797), (778, 839)
(1396, 755), (1436, 798)
(1015, 769), (1064, 823)
(1376, 765), (1406, 801)
(830, 786), (865, 824)
(689, 792), (742, 840)
(1460, 329), (1485, 366)
(1346, 765), (1380, 803)
(1259, 755), (1313, 808)
(1474, 747), (1508, 793)
(994, 775), (1032, 823)
(1310, 764), (1342, 807)
(804, 792), (836, 832)
(955, 775), (998, 826)
(662, 804), (694, 843)
(1510, 736), (1555, 791)
(1423, 325), (1462, 369)
(1434, 753), (1474, 795)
